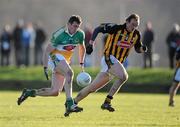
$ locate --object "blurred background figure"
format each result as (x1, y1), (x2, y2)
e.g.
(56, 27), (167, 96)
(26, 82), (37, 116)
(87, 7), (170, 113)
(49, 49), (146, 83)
(34, 22), (47, 65)
(0, 24), (12, 66)
(27, 22), (35, 66)
(166, 23), (180, 69)
(21, 22), (35, 66)
(84, 24), (93, 67)
(13, 19), (24, 67)
(142, 21), (154, 68)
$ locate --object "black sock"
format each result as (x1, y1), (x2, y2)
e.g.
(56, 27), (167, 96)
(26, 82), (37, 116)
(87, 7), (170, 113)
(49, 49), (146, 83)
(104, 95), (113, 104)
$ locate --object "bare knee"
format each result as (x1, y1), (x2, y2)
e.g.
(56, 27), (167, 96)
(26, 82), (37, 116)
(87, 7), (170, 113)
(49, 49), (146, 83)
(117, 73), (128, 82)
(117, 73), (129, 82)
(123, 73), (128, 82)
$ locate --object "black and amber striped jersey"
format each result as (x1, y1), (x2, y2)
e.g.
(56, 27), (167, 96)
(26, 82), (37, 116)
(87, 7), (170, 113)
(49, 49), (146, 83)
(98, 23), (143, 63)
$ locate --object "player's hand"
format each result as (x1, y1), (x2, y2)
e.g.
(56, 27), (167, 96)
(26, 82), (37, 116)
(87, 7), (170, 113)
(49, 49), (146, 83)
(44, 67), (49, 80)
(142, 46), (148, 52)
(80, 63), (84, 72)
(86, 41), (94, 55)
(86, 44), (93, 55)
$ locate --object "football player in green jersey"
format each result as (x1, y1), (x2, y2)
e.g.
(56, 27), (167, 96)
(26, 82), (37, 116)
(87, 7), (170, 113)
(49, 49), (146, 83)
(17, 15), (86, 116)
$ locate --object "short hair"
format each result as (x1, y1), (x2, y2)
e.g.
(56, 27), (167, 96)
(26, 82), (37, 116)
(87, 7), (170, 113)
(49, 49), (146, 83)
(68, 15), (82, 24)
(126, 13), (140, 25)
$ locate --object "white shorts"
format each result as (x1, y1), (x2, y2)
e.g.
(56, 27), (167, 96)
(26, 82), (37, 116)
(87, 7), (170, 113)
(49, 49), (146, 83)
(100, 55), (120, 72)
(174, 68), (180, 82)
(48, 54), (66, 70)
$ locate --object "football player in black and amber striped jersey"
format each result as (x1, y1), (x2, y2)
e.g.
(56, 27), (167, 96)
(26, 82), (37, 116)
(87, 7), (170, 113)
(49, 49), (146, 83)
(74, 14), (147, 112)
(169, 46), (180, 107)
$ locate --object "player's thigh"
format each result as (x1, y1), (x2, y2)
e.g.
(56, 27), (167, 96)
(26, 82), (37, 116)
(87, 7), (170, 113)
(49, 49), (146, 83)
(54, 60), (73, 76)
(108, 62), (128, 79)
(51, 72), (65, 92)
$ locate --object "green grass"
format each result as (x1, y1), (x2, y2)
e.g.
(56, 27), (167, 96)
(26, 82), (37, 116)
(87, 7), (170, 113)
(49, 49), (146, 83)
(0, 66), (174, 85)
(0, 91), (180, 127)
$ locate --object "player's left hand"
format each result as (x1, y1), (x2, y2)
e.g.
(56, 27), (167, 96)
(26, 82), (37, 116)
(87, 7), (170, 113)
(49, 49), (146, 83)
(44, 67), (49, 80)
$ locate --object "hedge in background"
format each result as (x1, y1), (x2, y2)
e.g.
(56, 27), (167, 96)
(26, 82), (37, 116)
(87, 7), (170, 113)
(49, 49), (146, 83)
(0, 66), (175, 93)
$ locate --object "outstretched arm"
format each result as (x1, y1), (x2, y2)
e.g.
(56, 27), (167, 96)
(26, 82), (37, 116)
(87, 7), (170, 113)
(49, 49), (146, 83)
(90, 23), (118, 43)
(87, 23), (119, 55)
(79, 44), (86, 71)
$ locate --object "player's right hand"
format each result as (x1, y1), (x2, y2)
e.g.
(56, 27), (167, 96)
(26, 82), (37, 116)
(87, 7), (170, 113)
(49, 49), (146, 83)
(44, 67), (49, 80)
(80, 63), (85, 72)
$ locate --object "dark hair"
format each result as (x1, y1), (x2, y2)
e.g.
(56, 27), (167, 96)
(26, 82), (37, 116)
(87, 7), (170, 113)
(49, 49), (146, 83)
(68, 15), (82, 24)
(126, 13), (140, 23)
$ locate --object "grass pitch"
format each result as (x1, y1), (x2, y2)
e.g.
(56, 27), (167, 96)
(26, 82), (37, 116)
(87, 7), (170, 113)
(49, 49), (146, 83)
(0, 91), (180, 127)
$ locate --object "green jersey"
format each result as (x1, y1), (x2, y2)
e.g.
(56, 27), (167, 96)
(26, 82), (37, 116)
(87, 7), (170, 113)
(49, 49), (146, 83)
(51, 26), (85, 47)
(50, 27), (85, 63)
